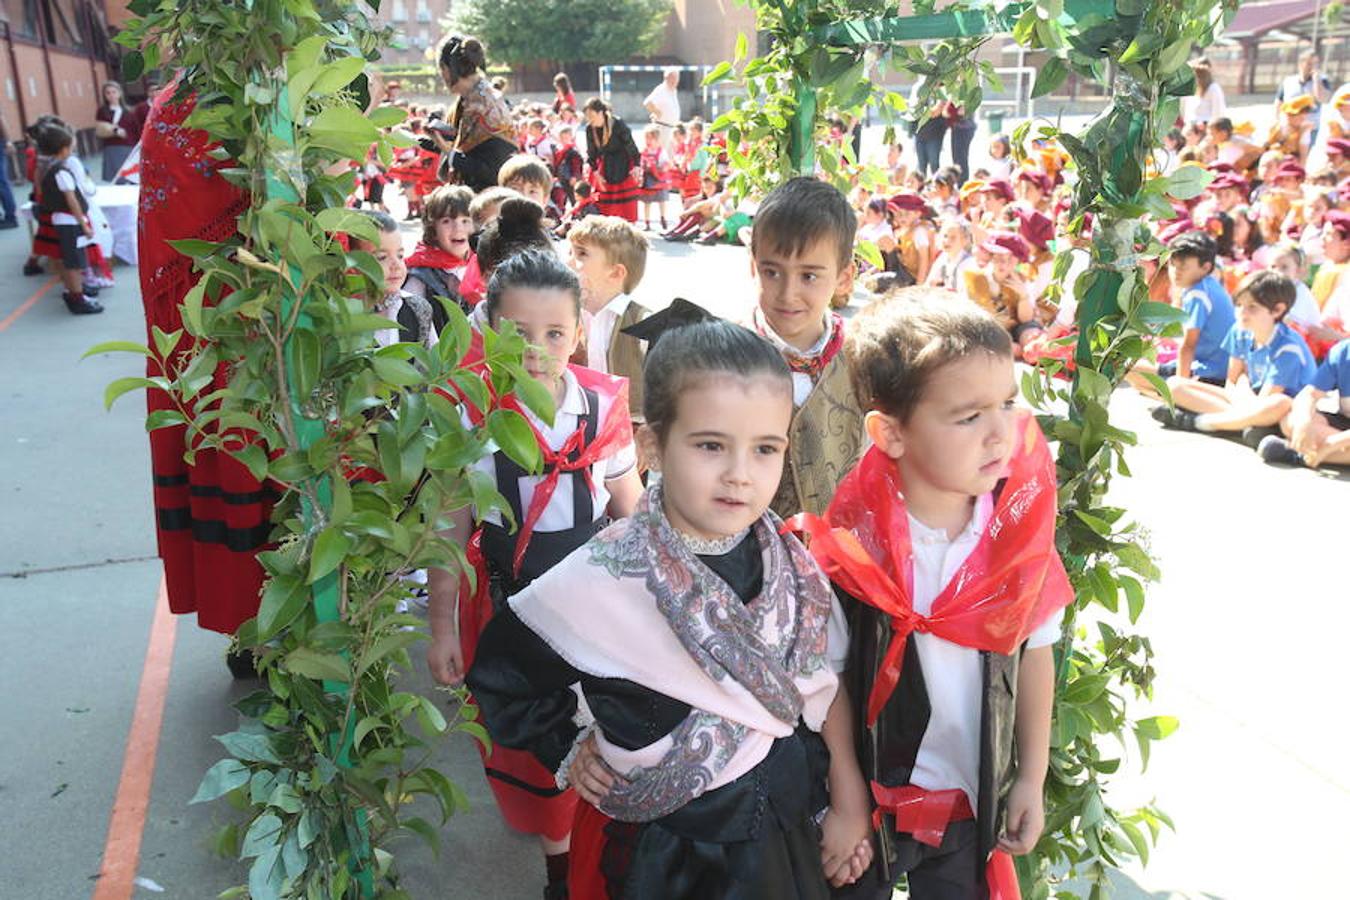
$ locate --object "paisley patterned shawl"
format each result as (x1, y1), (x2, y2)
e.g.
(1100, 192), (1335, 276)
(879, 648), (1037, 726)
(508, 484), (838, 822)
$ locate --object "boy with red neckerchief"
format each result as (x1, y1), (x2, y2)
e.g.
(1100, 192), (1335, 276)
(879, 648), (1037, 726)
(799, 290), (1072, 900)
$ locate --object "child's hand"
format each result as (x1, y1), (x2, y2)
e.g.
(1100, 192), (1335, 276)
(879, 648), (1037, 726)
(82, 219), (94, 238)
(997, 775), (1045, 855)
(820, 803), (873, 887)
(426, 631), (464, 686)
(567, 733), (627, 806)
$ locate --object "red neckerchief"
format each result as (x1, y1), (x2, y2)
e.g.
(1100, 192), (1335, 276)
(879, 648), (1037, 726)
(790, 411), (1072, 726)
(406, 242), (469, 272)
(459, 256), (485, 307)
(495, 366), (633, 577)
(755, 312), (845, 380)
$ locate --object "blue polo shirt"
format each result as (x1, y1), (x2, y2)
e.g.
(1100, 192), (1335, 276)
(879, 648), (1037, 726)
(1312, 339), (1350, 415)
(1220, 321), (1316, 394)
(1181, 275), (1235, 381)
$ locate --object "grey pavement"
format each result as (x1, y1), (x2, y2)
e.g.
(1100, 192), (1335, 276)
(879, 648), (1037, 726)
(1, 210), (1346, 900)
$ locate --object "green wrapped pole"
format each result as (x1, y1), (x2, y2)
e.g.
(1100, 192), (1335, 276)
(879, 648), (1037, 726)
(266, 104), (375, 897)
(790, 76), (818, 176)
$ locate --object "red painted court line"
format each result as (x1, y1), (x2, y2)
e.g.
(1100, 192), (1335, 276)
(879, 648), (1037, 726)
(92, 577), (178, 900)
(0, 276), (59, 334)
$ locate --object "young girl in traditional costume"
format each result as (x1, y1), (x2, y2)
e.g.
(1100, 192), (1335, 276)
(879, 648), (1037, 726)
(467, 319), (872, 899)
(403, 184), (474, 321)
(427, 248), (643, 899)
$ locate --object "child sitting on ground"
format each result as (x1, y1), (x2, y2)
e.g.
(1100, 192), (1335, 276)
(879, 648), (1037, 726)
(566, 215), (651, 422)
(1126, 231), (1235, 396)
(801, 289), (1071, 900)
(1258, 337), (1350, 467)
(1153, 270), (1316, 443)
(403, 184), (474, 318)
(924, 216), (975, 295)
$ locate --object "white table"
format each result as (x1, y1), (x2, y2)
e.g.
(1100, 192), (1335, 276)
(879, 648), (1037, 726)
(19, 183), (140, 266)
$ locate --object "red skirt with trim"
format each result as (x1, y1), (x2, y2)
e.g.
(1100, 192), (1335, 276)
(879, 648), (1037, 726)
(459, 534), (579, 842)
(594, 173), (641, 223)
(32, 210), (61, 261)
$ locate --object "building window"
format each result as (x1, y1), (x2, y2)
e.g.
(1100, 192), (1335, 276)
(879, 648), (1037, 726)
(416, 0), (431, 23)
(391, 0), (408, 23)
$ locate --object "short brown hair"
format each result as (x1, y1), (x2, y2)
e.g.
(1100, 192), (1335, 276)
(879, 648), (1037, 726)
(1234, 270), (1296, 321)
(845, 288), (1012, 422)
(469, 186), (520, 227)
(421, 184), (473, 246)
(568, 215), (649, 293)
(498, 154), (552, 191)
(751, 177), (857, 271)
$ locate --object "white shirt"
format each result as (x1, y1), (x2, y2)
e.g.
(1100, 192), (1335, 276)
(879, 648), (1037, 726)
(1323, 276), (1350, 326)
(584, 292), (633, 374)
(469, 367), (637, 532)
(858, 220), (893, 244)
(752, 309), (834, 407)
(907, 495), (1064, 808)
(1287, 281), (1322, 329)
(1182, 82), (1226, 124)
(644, 82), (680, 126)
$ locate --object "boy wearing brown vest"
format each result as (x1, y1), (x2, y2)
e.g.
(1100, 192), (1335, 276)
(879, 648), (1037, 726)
(746, 177), (867, 518)
(567, 215), (652, 422)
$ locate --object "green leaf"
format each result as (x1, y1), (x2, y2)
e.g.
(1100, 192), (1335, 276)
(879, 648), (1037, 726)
(1154, 39), (1194, 77)
(122, 49), (145, 83)
(247, 844), (284, 900)
(190, 758), (250, 804)
(703, 61), (734, 86)
(1136, 715), (1180, 740)
(314, 207), (380, 244)
(487, 409), (541, 472)
(309, 56), (367, 96)
(257, 575), (309, 641)
(309, 106), (380, 157)
(372, 356), (423, 387)
(401, 816), (441, 856)
(1032, 56), (1069, 98)
(182, 281), (208, 336)
(104, 376), (156, 411)
(145, 409), (188, 432)
(357, 630), (423, 677)
(1120, 574), (1146, 624)
(1159, 165), (1213, 200)
(82, 340), (150, 359)
(508, 370), (556, 427)
(734, 31), (748, 64)
(216, 730), (282, 764)
(308, 527), (350, 583)
(284, 647), (351, 683)
(415, 695), (449, 737)
(232, 444), (269, 483)
(368, 106), (407, 129)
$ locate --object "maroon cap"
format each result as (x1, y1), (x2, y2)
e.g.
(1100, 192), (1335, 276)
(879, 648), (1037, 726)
(887, 192), (931, 215)
(1157, 219), (1197, 245)
(1325, 209), (1350, 238)
(1207, 161), (1236, 175)
(1016, 169), (1053, 193)
(1011, 205), (1054, 251)
(1274, 161), (1307, 182)
(979, 178), (1016, 202)
(981, 231), (1030, 262)
(1208, 172), (1250, 195)
(1328, 138), (1350, 158)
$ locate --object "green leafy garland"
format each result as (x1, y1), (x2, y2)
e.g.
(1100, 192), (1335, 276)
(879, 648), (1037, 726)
(99, 1), (550, 897)
(706, 0), (1238, 896)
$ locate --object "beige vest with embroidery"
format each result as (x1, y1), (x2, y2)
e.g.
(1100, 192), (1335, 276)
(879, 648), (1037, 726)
(771, 354), (865, 519)
(608, 300), (650, 421)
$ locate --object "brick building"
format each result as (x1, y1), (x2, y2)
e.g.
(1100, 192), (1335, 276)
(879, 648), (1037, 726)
(0, 0), (114, 143)
(372, 0), (454, 66)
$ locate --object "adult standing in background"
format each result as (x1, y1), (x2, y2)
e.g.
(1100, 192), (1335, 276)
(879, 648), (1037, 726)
(552, 72), (576, 114)
(95, 81), (142, 182)
(584, 97), (642, 222)
(1182, 57), (1226, 125)
(0, 113), (17, 229)
(1275, 51), (1333, 146)
(436, 34), (517, 192)
(643, 66), (681, 152)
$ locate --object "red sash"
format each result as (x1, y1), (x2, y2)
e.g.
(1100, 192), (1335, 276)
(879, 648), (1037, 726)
(497, 366), (632, 577)
(791, 411), (1072, 727)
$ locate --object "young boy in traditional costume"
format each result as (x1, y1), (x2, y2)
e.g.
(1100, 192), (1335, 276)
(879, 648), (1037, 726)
(798, 290), (1072, 899)
(468, 319), (870, 899)
(743, 176), (867, 519)
(566, 215), (651, 422)
(426, 249), (643, 899)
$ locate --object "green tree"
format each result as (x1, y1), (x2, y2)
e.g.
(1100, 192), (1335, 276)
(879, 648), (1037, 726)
(447, 0), (673, 67)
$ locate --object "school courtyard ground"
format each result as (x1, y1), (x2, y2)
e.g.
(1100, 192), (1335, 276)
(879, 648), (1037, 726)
(1, 205), (1346, 900)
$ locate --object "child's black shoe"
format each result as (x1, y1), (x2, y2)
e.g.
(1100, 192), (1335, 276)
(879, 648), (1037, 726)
(23, 260), (43, 276)
(1257, 435), (1305, 467)
(1150, 406), (1198, 431)
(1241, 425), (1280, 449)
(64, 292), (104, 315)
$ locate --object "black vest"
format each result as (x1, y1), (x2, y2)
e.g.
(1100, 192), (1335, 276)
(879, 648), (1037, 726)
(479, 386), (602, 596)
(404, 266), (466, 325)
(39, 161), (89, 216)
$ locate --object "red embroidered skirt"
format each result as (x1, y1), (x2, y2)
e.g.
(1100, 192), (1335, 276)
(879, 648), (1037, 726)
(594, 173), (641, 223)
